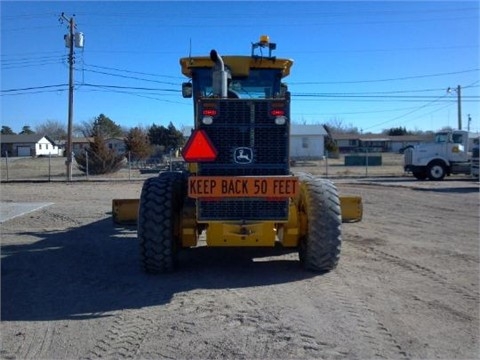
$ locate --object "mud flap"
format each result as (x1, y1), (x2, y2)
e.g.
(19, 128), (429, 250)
(340, 196), (363, 223)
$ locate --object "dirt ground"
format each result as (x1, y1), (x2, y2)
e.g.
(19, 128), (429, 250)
(1, 174), (479, 359)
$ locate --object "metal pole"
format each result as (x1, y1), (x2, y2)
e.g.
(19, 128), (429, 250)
(5, 151), (8, 181)
(457, 85), (462, 130)
(128, 151), (131, 180)
(65, 16), (75, 181)
(48, 153), (51, 182)
(325, 151), (328, 178)
(85, 150), (89, 180)
(365, 147), (369, 177)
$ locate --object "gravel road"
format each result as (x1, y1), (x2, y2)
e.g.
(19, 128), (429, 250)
(1, 176), (479, 359)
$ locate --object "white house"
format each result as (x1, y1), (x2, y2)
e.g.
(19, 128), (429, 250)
(290, 124), (327, 159)
(0, 134), (60, 157)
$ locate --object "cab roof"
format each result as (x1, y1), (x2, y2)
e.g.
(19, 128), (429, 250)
(179, 55), (294, 79)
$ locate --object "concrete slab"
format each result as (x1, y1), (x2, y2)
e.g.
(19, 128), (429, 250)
(0, 202), (54, 223)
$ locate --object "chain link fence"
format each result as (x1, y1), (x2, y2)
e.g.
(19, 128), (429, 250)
(1, 152), (409, 182)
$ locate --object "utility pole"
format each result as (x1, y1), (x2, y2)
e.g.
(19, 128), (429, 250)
(447, 85), (462, 130)
(60, 13), (83, 181)
(456, 85), (462, 131)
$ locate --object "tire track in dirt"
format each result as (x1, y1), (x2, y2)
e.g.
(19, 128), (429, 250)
(348, 241), (479, 303)
(84, 309), (155, 359)
(132, 286), (353, 359)
(1, 325), (54, 360)
(141, 290), (278, 359)
(224, 288), (350, 359)
(315, 273), (410, 360)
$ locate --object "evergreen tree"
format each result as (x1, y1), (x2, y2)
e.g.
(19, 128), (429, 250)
(75, 132), (125, 175)
(387, 127), (411, 136)
(166, 122), (185, 150)
(148, 123), (169, 147)
(92, 114), (123, 138)
(125, 127), (152, 161)
(323, 124), (338, 153)
(19, 125), (35, 135)
(148, 122), (184, 151)
(1, 126), (15, 135)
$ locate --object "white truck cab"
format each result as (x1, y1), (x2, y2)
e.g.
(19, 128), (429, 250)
(404, 130), (471, 180)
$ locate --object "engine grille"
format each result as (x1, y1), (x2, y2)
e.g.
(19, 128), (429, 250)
(197, 99), (290, 221)
(404, 148), (413, 166)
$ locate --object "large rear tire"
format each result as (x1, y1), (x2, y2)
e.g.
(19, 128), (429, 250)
(297, 173), (342, 272)
(138, 172), (185, 274)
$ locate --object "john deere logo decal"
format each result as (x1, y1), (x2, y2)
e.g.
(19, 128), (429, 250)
(234, 147), (253, 164)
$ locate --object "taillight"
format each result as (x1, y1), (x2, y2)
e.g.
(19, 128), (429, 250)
(270, 109), (285, 117)
(202, 109), (217, 117)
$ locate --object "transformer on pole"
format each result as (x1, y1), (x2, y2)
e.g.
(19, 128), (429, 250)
(60, 13), (84, 181)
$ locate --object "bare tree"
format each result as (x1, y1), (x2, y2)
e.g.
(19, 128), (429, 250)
(35, 119), (67, 140)
(324, 117), (359, 134)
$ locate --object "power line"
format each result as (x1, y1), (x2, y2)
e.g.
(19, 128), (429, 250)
(76, 86), (187, 105)
(0, 89), (68, 97)
(289, 45), (478, 55)
(69, 7), (479, 19)
(77, 68), (179, 85)
(290, 69), (480, 85)
(1, 54), (66, 64)
(80, 83), (178, 92)
(0, 84), (68, 93)
(82, 63), (183, 80)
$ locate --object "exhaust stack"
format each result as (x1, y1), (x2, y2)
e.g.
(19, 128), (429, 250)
(210, 50), (228, 98)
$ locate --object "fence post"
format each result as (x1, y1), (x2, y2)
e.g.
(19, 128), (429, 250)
(128, 151), (131, 181)
(48, 153), (51, 182)
(365, 147), (369, 177)
(85, 150), (89, 180)
(325, 151), (329, 178)
(5, 151), (9, 181)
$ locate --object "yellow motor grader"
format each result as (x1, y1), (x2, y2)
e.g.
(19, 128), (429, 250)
(113, 36), (362, 273)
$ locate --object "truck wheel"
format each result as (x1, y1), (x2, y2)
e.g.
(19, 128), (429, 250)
(138, 172), (185, 273)
(297, 173), (342, 272)
(413, 170), (427, 180)
(427, 161), (446, 181)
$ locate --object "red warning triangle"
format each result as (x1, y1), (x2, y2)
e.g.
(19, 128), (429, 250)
(182, 129), (218, 162)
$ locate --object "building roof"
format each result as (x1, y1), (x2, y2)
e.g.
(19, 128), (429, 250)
(291, 124), (328, 136)
(332, 133), (434, 142)
(0, 134), (55, 144)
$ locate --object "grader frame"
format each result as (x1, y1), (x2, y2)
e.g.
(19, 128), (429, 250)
(113, 36), (362, 273)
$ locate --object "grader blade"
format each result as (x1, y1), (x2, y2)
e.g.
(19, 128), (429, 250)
(112, 196), (362, 224)
(112, 199), (139, 224)
(340, 196), (363, 223)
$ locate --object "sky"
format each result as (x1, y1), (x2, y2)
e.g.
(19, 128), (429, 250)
(1, 0), (479, 135)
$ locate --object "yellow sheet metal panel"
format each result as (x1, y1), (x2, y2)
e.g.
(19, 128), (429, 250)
(180, 205), (197, 247)
(278, 202), (300, 247)
(112, 199), (139, 224)
(180, 56), (293, 78)
(340, 196), (363, 223)
(206, 222), (276, 247)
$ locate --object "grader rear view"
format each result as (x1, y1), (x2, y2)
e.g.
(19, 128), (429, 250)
(113, 36), (362, 273)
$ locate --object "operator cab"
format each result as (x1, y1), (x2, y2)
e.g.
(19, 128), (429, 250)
(185, 67), (285, 100)
(180, 35), (293, 101)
